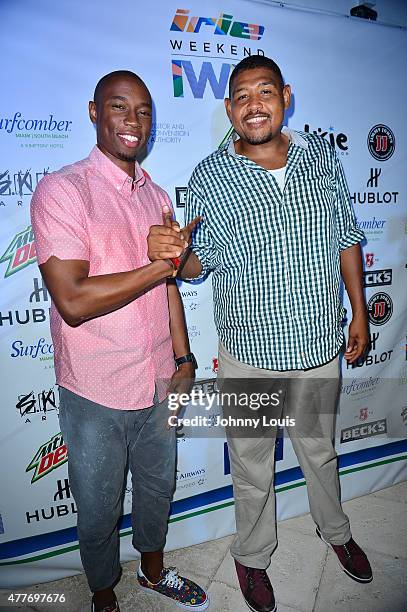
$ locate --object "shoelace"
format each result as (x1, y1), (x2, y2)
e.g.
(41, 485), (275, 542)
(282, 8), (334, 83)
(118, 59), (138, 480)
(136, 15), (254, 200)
(343, 544), (352, 559)
(246, 568), (270, 588)
(161, 568), (185, 590)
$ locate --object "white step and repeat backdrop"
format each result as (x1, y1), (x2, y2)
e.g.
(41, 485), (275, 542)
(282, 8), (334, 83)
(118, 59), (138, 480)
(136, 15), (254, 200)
(0, 0), (406, 587)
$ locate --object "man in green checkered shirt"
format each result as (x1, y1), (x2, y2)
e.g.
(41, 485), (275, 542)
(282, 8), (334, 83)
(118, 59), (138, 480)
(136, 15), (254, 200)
(148, 55), (373, 612)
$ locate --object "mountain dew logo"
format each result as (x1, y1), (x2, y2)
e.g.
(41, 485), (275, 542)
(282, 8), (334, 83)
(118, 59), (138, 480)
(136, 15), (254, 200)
(0, 225), (36, 277)
(26, 432), (67, 483)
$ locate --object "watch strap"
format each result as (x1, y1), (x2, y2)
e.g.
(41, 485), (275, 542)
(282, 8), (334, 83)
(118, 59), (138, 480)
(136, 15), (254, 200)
(175, 353), (197, 369)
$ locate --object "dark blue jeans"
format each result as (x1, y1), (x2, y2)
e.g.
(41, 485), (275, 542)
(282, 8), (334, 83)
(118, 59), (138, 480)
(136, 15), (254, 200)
(59, 387), (176, 592)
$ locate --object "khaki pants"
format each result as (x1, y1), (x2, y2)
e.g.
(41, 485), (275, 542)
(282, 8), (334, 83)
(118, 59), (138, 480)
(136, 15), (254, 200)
(218, 342), (351, 570)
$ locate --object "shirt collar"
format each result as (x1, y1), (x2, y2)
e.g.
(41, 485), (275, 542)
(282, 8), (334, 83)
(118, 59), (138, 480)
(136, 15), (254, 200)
(88, 145), (146, 193)
(223, 126), (308, 158)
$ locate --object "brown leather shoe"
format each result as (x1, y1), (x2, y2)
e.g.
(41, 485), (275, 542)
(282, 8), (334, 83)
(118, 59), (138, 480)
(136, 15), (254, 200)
(316, 526), (373, 583)
(235, 559), (277, 612)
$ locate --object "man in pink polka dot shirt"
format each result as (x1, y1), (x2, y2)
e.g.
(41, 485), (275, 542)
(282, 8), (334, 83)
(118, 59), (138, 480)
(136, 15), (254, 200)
(30, 70), (208, 612)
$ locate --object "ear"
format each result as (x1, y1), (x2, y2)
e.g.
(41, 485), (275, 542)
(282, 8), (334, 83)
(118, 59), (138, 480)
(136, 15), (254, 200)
(88, 101), (97, 125)
(282, 84), (291, 111)
(224, 98), (232, 123)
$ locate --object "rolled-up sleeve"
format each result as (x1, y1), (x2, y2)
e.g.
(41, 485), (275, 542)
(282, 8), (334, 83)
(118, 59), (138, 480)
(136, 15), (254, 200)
(184, 169), (218, 281)
(334, 154), (365, 251)
(30, 174), (89, 265)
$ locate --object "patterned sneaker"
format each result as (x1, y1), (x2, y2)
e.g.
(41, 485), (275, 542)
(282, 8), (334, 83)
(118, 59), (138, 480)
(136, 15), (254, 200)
(316, 526), (373, 583)
(137, 565), (209, 609)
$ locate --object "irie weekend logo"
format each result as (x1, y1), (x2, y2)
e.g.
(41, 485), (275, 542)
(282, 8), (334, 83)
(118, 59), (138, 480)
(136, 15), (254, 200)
(170, 8), (265, 99)
(26, 432), (67, 483)
(0, 226), (36, 277)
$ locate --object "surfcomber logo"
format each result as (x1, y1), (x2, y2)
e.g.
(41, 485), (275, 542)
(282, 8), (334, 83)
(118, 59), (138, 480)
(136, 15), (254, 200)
(26, 433), (67, 483)
(0, 113), (72, 135)
(0, 226), (36, 278)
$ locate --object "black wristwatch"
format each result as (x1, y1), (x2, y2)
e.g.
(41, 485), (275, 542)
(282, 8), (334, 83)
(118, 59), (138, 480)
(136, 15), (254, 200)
(175, 353), (198, 369)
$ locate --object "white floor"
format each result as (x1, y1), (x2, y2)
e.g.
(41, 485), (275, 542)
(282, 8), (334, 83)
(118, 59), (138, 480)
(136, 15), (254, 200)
(1, 482), (406, 612)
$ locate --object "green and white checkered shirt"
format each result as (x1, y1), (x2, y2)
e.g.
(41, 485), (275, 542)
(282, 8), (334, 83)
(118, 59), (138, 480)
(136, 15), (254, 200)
(185, 127), (364, 370)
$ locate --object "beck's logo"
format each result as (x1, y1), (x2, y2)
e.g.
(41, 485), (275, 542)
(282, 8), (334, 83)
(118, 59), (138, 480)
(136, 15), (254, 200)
(363, 269), (392, 288)
(367, 292), (393, 326)
(367, 125), (395, 161)
(341, 419), (387, 443)
(26, 433), (67, 483)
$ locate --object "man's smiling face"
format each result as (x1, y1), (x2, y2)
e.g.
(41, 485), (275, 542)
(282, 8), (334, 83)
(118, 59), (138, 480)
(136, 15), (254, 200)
(225, 67), (291, 146)
(89, 74), (152, 171)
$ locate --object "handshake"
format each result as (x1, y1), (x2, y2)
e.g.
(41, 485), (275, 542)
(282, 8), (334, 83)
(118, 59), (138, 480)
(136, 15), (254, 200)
(147, 204), (201, 277)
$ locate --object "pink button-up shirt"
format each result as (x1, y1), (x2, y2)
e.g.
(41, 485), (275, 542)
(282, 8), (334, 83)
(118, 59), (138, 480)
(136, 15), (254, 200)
(31, 146), (175, 409)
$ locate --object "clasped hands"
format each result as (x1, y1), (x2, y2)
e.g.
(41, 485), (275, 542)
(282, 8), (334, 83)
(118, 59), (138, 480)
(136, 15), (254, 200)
(147, 204), (201, 276)
(148, 205), (201, 426)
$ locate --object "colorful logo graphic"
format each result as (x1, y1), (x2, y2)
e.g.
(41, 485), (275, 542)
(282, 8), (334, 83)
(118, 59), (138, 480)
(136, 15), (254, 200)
(365, 253), (375, 268)
(170, 9), (265, 99)
(0, 226), (36, 277)
(170, 9), (264, 40)
(172, 60), (232, 98)
(367, 124), (395, 161)
(367, 292), (393, 326)
(358, 407), (370, 421)
(26, 433), (67, 483)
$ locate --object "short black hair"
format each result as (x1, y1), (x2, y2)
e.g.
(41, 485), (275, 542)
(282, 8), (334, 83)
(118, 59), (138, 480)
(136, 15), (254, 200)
(228, 55), (284, 98)
(93, 70), (147, 104)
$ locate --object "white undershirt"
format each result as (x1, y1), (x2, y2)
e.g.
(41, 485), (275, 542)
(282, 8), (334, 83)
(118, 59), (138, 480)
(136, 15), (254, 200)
(268, 166), (286, 192)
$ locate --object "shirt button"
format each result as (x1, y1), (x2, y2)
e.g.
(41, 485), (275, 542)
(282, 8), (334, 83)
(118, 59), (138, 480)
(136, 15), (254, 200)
(127, 177), (132, 183)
